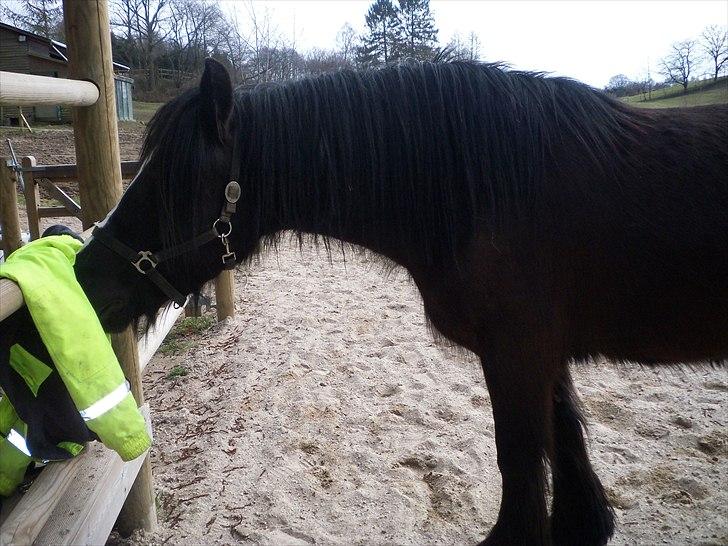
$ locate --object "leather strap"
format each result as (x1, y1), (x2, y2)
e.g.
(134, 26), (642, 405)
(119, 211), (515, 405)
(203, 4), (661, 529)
(89, 130), (242, 308)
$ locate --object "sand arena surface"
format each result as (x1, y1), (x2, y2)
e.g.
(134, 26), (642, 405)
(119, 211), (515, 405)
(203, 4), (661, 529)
(136, 240), (726, 546)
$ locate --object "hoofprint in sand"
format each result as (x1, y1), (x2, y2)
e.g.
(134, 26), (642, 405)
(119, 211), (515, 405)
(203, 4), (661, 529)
(123, 237), (724, 545)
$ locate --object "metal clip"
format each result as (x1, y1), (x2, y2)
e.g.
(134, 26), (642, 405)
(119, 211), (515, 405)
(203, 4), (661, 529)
(220, 235), (236, 269)
(132, 251), (158, 274)
(222, 251), (237, 269)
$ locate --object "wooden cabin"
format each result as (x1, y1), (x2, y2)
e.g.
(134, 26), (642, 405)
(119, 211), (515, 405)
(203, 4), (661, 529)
(0, 22), (133, 124)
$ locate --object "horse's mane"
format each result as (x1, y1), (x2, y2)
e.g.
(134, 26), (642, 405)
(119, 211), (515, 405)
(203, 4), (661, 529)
(142, 61), (653, 266)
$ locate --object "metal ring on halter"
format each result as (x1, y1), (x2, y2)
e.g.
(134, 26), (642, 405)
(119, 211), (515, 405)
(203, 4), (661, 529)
(132, 251), (158, 274)
(213, 218), (233, 238)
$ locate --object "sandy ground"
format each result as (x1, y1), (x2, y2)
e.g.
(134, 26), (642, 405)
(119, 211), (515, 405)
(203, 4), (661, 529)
(133, 240), (727, 546)
(3, 126), (726, 545)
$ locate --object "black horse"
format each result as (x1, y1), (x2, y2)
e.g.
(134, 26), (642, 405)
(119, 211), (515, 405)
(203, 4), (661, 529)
(75, 59), (728, 545)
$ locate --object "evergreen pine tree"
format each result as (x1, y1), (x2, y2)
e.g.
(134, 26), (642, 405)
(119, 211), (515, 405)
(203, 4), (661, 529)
(395, 0), (438, 61)
(356, 0), (402, 67)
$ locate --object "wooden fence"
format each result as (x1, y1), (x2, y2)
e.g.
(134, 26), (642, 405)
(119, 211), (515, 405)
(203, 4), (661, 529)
(0, 1), (233, 542)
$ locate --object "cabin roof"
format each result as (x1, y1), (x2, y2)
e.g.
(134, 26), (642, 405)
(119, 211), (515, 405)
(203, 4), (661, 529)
(0, 21), (130, 71)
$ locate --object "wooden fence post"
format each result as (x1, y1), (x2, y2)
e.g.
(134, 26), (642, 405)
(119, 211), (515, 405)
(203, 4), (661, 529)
(0, 158), (22, 255)
(214, 270), (235, 321)
(21, 156), (41, 240)
(62, 0), (156, 534)
(109, 328), (157, 536)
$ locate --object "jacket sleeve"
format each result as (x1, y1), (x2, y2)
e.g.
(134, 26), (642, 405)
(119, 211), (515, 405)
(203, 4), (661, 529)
(0, 397), (32, 497)
(0, 236), (151, 461)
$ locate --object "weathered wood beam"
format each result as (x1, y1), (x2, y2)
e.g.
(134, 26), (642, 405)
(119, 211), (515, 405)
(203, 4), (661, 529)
(0, 71), (99, 107)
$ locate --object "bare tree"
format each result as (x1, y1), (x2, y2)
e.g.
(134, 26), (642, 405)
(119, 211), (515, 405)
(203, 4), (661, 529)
(216, 6), (252, 83)
(701, 25), (728, 82)
(336, 23), (357, 63)
(441, 31), (481, 61)
(467, 31), (482, 61)
(167, 0), (225, 83)
(660, 40), (697, 92)
(2, 0), (64, 40)
(304, 48), (351, 75)
(111, 0), (171, 90)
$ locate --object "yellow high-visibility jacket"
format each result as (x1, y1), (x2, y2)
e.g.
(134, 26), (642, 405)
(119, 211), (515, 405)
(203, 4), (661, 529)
(0, 236), (150, 468)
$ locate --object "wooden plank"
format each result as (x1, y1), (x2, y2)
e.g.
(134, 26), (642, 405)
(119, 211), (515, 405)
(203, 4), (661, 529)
(110, 327), (157, 536)
(0, 71), (99, 107)
(0, 493), (21, 528)
(18, 108), (32, 133)
(0, 158), (23, 255)
(138, 303), (183, 371)
(37, 178), (81, 215)
(0, 278), (23, 321)
(21, 157), (41, 240)
(32, 406), (152, 546)
(24, 161), (140, 180)
(37, 207), (77, 218)
(0, 452), (85, 545)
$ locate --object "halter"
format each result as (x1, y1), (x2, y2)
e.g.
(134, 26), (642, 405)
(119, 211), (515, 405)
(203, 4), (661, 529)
(91, 139), (241, 308)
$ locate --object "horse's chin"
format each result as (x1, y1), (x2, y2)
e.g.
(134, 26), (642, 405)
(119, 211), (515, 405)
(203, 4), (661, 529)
(97, 303), (135, 333)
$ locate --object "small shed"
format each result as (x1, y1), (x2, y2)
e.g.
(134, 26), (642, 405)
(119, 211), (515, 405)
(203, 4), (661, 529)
(114, 75), (134, 121)
(0, 22), (134, 125)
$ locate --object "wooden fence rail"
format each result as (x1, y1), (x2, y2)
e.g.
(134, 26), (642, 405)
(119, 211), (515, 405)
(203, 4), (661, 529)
(0, 72), (100, 107)
(20, 156), (140, 239)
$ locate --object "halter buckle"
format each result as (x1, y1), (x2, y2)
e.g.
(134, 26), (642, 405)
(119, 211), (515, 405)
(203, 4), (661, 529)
(133, 251), (158, 274)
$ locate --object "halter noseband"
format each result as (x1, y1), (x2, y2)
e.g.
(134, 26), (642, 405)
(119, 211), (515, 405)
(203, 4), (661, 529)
(91, 140), (241, 308)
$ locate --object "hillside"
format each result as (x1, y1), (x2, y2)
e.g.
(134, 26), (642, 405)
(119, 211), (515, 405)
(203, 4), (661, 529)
(623, 77), (728, 108)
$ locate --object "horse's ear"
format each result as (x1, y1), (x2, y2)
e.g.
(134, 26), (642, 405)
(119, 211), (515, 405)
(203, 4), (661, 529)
(199, 58), (233, 143)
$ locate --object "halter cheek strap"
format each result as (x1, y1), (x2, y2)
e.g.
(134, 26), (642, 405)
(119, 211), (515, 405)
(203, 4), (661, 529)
(91, 134), (243, 308)
(91, 181), (241, 308)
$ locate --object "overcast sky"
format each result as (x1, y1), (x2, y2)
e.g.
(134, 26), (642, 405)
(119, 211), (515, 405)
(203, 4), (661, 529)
(221, 0), (727, 88)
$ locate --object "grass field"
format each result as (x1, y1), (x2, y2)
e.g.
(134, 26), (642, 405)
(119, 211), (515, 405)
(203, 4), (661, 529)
(624, 77), (728, 109)
(132, 101), (163, 123)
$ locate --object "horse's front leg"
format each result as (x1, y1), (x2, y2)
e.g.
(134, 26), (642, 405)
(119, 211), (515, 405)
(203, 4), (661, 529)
(478, 348), (558, 546)
(550, 370), (614, 545)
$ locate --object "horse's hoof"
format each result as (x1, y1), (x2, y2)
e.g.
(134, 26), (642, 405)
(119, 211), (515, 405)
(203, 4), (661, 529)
(550, 508), (615, 546)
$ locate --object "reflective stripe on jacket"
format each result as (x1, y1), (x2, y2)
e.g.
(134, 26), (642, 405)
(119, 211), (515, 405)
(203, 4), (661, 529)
(0, 395), (30, 496)
(0, 235), (150, 462)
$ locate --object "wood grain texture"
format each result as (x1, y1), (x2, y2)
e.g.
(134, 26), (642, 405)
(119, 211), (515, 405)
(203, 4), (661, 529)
(23, 160), (140, 181)
(62, 0), (123, 229)
(110, 326), (158, 533)
(63, 0), (157, 531)
(0, 158), (22, 255)
(214, 269), (235, 320)
(37, 207), (77, 218)
(0, 407), (152, 546)
(0, 453), (85, 544)
(0, 278), (23, 321)
(21, 156), (40, 240)
(138, 303), (184, 371)
(38, 178), (81, 215)
(0, 71), (99, 107)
